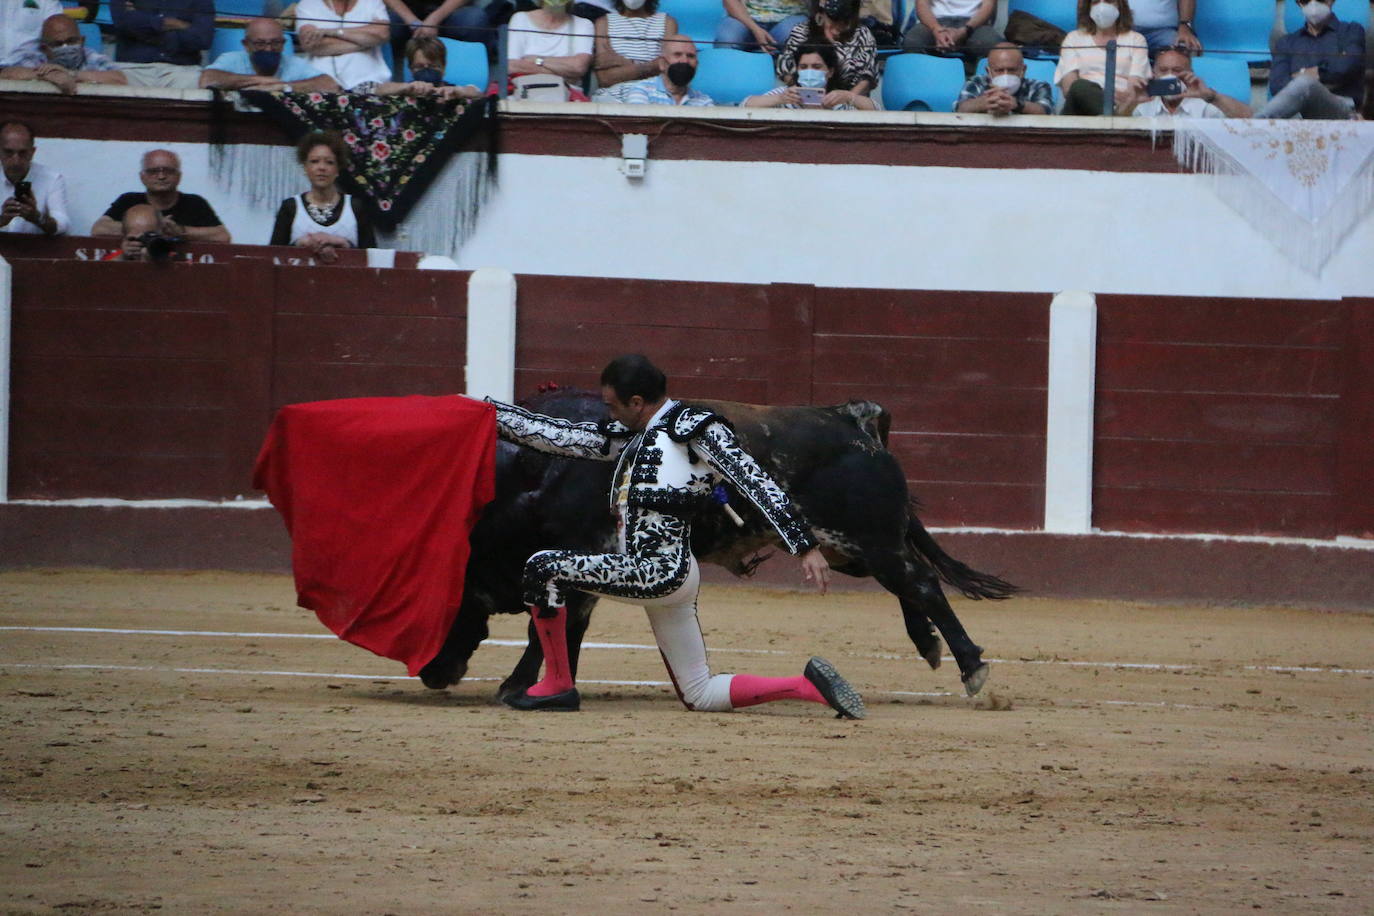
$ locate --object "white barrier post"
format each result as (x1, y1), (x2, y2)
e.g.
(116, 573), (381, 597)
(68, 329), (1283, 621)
(0, 255), (10, 503)
(465, 267), (516, 402)
(1044, 289), (1098, 533)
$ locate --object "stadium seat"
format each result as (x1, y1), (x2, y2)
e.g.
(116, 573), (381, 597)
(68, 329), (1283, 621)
(975, 55), (1062, 111)
(1189, 55), (1251, 107)
(881, 52), (965, 111)
(215, 0), (270, 17)
(660, 0), (719, 45)
(692, 47), (776, 105)
(78, 21), (102, 51)
(1194, 0), (1279, 64)
(402, 37), (489, 87)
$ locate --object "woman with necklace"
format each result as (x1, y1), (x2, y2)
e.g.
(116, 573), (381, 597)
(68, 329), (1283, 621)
(269, 131), (378, 262)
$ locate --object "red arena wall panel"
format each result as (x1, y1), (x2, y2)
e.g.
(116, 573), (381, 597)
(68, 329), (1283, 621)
(1093, 294), (1348, 537)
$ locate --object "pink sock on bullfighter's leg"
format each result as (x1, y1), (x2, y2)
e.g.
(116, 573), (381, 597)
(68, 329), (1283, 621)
(727, 673), (824, 708)
(526, 605), (575, 697)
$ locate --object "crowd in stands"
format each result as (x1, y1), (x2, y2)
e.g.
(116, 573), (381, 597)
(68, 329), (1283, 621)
(0, 0), (1367, 115)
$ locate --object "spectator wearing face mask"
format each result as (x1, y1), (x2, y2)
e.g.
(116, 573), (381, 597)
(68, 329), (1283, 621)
(507, 0), (595, 83)
(901, 0), (1001, 61)
(955, 41), (1053, 114)
(1255, 0), (1365, 120)
(1054, 0), (1151, 116)
(375, 35), (484, 98)
(590, 0), (679, 101)
(200, 19), (341, 93)
(618, 36), (713, 104)
(0, 0), (62, 65)
(1120, 47), (1251, 117)
(0, 14), (128, 94)
(776, 0), (876, 100)
(0, 12), (127, 94)
(743, 43), (875, 108)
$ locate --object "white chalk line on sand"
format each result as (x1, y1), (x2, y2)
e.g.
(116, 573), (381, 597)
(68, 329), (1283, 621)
(2, 625), (1371, 677)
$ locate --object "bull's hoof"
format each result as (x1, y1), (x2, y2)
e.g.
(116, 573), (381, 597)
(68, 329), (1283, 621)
(961, 662), (990, 697)
(418, 659), (466, 690)
(920, 642), (943, 671)
(502, 688), (581, 711)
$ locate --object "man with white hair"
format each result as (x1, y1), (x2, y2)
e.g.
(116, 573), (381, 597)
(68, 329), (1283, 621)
(91, 149), (231, 243)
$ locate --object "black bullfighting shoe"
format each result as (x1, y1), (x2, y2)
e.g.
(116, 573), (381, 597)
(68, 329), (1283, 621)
(804, 657), (866, 720)
(502, 688), (581, 711)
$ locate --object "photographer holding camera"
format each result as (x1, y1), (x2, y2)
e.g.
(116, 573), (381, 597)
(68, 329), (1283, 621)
(1, 121), (68, 237)
(100, 204), (178, 262)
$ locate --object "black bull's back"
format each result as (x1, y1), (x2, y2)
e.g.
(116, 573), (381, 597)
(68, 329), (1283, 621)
(421, 390), (1015, 696)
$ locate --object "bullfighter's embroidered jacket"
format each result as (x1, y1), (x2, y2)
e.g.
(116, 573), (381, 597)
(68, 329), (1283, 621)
(489, 398), (819, 556)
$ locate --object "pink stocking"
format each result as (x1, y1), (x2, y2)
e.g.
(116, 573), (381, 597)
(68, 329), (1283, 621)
(526, 605), (575, 697)
(727, 672), (825, 709)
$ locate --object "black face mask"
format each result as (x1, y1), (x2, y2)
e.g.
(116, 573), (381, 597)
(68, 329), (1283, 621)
(665, 62), (696, 86)
(250, 49), (282, 75)
(412, 67), (443, 84)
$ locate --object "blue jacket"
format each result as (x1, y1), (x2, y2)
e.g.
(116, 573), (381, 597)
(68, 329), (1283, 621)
(111, 0), (214, 65)
(1270, 16), (1366, 106)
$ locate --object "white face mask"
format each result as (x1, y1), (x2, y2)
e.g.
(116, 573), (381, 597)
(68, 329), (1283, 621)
(1089, 1), (1120, 29)
(990, 73), (1022, 95)
(621, 0), (646, 10)
(1302, 1), (1332, 25)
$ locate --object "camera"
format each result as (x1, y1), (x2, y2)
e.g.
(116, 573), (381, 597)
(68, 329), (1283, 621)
(1146, 77), (1185, 97)
(136, 231), (181, 262)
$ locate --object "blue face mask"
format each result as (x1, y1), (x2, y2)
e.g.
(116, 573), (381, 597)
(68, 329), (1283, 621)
(250, 49), (282, 74)
(412, 66), (443, 84)
(796, 68), (827, 89)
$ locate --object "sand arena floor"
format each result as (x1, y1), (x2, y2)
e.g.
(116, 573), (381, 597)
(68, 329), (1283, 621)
(1, 569), (1372, 914)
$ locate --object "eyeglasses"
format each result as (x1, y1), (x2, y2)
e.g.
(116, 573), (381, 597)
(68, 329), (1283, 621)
(245, 39), (286, 50)
(141, 167), (180, 176)
(42, 37), (84, 47)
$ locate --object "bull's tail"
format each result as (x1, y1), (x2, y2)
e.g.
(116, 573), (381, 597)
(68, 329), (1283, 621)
(906, 511), (1019, 600)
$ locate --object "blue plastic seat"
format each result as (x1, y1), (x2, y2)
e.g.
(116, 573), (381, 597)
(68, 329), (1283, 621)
(1188, 54), (1252, 106)
(692, 47), (775, 105)
(659, 0), (720, 44)
(78, 21), (102, 51)
(402, 36), (488, 87)
(881, 52), (965, 111)
(1194, 0), (1278, 64)
(975, 54), (1062, 110)
(215, 0), (270, 17)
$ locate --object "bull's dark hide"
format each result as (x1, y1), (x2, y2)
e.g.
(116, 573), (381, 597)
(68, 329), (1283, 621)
(422, 388), (1016, 699)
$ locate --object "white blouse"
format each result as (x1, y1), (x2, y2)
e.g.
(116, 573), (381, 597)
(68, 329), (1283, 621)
(295, 0), (391, 90)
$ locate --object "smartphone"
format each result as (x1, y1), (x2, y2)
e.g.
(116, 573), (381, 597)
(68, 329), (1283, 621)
(796, 86), (825, 108)
(1146, 76), (1184, 97)
(13, 180), (32, 200)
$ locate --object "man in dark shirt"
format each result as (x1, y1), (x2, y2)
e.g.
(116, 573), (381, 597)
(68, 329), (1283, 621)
(109, 0), (213, 66)
(90, 149), (231, 243)
(1256, 0), (1364, 119)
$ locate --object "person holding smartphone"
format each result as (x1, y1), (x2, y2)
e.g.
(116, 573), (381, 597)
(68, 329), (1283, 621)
(0, 121), (67, 237)
(743, 43), (876, 109)
(1119, 47), (1251, 118)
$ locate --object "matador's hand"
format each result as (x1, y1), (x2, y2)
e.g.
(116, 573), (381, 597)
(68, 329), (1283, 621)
(800, 547), (830, 596)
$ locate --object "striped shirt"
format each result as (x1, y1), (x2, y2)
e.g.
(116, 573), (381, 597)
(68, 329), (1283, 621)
(606, 11), (668, 62)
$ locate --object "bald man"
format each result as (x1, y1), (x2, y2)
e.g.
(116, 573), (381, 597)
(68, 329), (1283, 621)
(108, 204), (162, 261)
(200, 18), (338, 93)
(0, 14), (127, 94)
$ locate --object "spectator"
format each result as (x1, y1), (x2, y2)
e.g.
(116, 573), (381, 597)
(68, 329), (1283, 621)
(0, 0), (62, 64)
(109, 0), (213, 66)
(1122, 47), (1251, 117)
(200, 18), (341, 93)
(777, 0), (876, 97)
(1054, 0), (1151, 115)
(90, 150), (231, 244)
(901, 0), (1001, 62)
(295, 0), (392, 92)
(104, 204), (162, 262)
(383, 0), (498, 62)
(0, 13), (128, 94)
(1255, 0), (1365, 120)
(590, 0), (678, 101)
(375, 35), (483, 97)
(955, 41), (1054, 114)
(716, 0), (809, 52)
(743, 43), (876, 107)
(506, 0), (594, 83)
(269, 131), (378, 262)
(1131, 0), (1200, 54)
(619, 36), (713, 104)
(0, 120), (67, 236)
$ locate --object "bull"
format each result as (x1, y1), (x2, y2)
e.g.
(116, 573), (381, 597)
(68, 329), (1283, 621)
(420, 387), (1016, 701)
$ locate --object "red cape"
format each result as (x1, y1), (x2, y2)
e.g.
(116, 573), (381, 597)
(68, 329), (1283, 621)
(253, 395), (496, 675)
